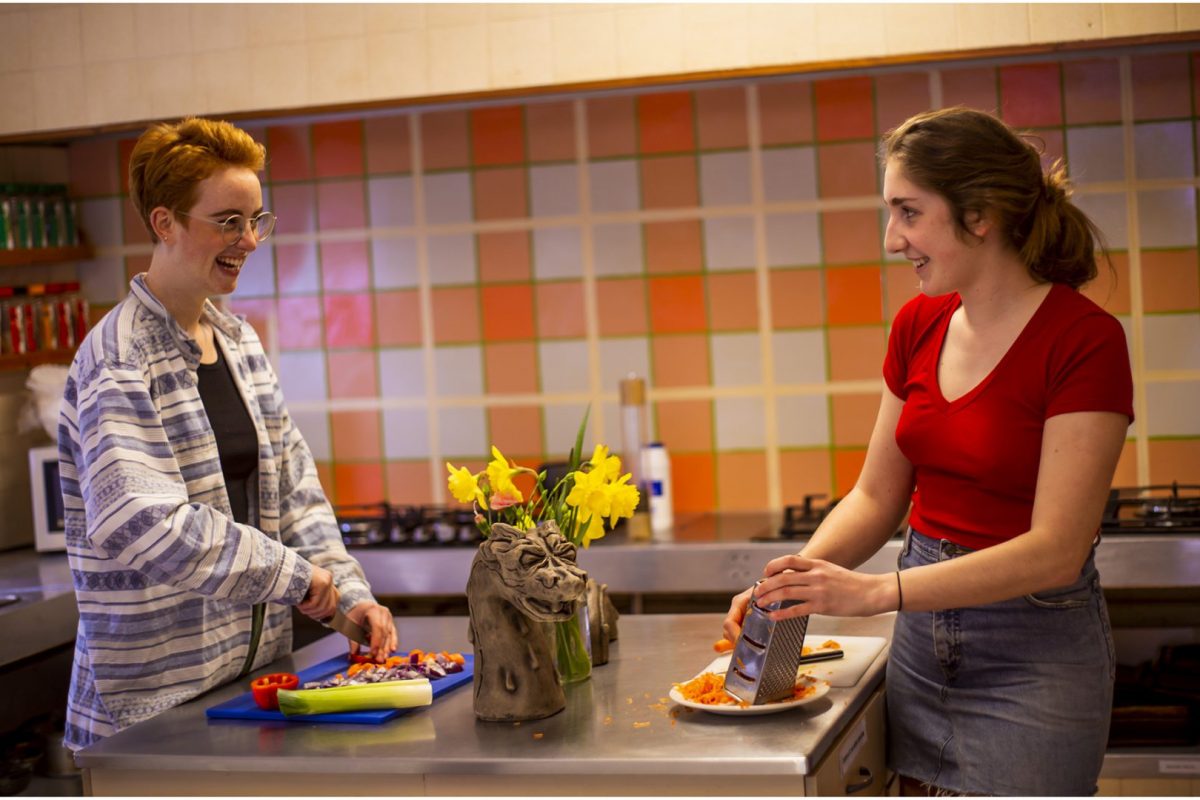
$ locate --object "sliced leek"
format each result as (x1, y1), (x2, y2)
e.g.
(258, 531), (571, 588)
(276, 678), (432, 716)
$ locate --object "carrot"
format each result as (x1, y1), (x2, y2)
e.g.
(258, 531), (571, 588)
(713, 638), (735, 653)
(673, 672), (739, 706)
(446, 652), (466, 666)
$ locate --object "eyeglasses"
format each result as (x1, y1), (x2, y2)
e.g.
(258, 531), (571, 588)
(177, 211), (277, 245)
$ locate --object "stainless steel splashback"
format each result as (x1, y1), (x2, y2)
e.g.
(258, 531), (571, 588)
(0, 391), (52, 551)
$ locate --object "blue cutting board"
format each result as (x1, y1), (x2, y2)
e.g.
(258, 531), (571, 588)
(205, 652), (474, 724)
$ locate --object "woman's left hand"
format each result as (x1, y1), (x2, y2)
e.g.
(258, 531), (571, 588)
(754, 555), (896, 618)
(346, 601), (399, 662)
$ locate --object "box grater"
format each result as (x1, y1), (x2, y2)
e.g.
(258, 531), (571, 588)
(723, 582), (809, 705)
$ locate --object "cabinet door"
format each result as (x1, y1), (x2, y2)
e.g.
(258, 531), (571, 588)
(805, 688), (887, 796)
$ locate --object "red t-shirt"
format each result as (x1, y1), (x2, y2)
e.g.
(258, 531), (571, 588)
(883, 283), (1134, 550)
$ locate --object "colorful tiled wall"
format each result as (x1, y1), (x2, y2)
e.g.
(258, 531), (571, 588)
(64, 45), (1200, 512)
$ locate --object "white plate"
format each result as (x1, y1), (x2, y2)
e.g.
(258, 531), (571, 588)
(669, 654), (832, 716)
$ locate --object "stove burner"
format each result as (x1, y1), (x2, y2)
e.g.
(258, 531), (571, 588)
(334, 503), (485, 548)
(1102, 483), (1200, 534)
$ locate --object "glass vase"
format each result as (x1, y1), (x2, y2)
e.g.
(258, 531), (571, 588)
(552, 596), (592, 684)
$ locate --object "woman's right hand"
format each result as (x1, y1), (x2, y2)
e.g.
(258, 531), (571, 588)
(298, 564), (338, 621)
(722, 585), (754, 643)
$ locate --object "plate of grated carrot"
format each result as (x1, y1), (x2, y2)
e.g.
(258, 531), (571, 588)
(669, 655), (831, 716)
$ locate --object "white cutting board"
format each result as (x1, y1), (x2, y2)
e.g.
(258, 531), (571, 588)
(799, 635), (888, 687)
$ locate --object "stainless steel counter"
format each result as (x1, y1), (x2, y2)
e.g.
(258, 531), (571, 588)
(76, 613), (894, 796)
(0, 548), (76, 667)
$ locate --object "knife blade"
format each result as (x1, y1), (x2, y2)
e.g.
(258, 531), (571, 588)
(320, 609), (370, 646)
(797, 649), (844, 665)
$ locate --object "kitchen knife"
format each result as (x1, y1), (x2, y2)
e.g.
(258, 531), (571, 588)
(320, 609), (370, 646)
(797, 649), (844, 665)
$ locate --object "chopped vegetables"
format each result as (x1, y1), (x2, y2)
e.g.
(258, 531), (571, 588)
(312, 650), (464, 689)
(276, 679), (432, 716)
(250, 672), (299, 710)
(713, 638), (735, 653)
(673, 672), (742, 707)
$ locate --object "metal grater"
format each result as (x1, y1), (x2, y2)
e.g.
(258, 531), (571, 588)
(723, 583), (809, 705)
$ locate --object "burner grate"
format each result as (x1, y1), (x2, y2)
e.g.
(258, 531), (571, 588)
(1101, 483), (1200, 534)
(332, 503), (485, 548)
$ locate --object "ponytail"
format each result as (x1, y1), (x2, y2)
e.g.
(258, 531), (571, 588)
(1019, 161), (1104, 289)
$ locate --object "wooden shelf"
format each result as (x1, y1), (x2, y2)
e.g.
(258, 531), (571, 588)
(0, 245), (93, 268)
(0, 349), (75, 371)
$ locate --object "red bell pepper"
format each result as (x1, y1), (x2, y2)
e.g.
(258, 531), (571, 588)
(250, 672), (300, 710)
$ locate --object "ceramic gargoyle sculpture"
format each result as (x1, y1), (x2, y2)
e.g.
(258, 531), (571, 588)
(585, 577), (620, 666)
(466, 522), (588, 722)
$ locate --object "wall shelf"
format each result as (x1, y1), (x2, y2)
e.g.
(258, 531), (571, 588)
(0, 245), (92, 268)
(0, 349), (75, 371)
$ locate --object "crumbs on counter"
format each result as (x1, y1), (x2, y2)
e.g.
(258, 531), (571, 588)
(626, 697), (633, 704)
(633, 722), (651, 729)
(532, 732), (544, 740)
(603, 715), (613, 725)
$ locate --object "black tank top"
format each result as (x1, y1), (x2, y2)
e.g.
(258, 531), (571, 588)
(196, 344), (258, 525)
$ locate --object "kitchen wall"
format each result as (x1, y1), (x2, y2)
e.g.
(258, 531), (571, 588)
(60, 43), (1200, 513)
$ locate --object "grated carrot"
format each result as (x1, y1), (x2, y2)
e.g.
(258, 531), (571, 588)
(673, 672), (740, 706)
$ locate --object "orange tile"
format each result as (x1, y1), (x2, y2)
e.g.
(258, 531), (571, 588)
(315, 461), (336, 504)
(1064, 59), (1122, 125)
(1148, 438), (1200, 484)
(695, 86), (748, 150)
(324, 294), (375, 349)
(596, 278), (648, 336)
(822, 210), (881, 265)
(320, 239), (370, 292)
(758, 80), (814, 146)
(644, 220), (703, 274)
(333, 461), (386, 506)
(473, 167), (528, 220)
(814, 77), (874, 142)
(1080, 252), (1131, 315)
(831, 392), (881, 447)
(266, 123), (312, 182)
(482, 283), (536, 341)
(637, 91), (695, 154)
(486, 405), (544, 458)
(652, 334), (711, 387)
(331, 411), (383, 460)
(1195, 54), (1200, 121)
(364, 114), (412, 174)
(884, 263), (921, 322)
(826, 265), (883, 325)
(471, 105), (525, 166)
(779, 449), (833, 505)
(874, 72), (932, 136)
(277, 295), (323, 350)
(706, 272), (759, 331)
(827, 326), (887, 381)
(1111, 439), (1139, 488)
(483, 341), (538, 394)
(1131, 52), (1191, 121)
(653, 399), (713, 452)
(385, 461), (435, 506)
(312, 119), (363, 178)
(817, 141), (878, 198)
(328, 350), (379, 399)
(832, 448), (868, 496)
(648, 276), (707, 334)
(670, 452), (716, 513)
(67, 139), (119, 198)
(420, 109), (470, 171)
(940, 66), (998, 113)
(226, 299), (274, 352)
(526, 100), (576, 162)
(317, 180), (366, 230)
(999, 63), (1062, 128)
(640, 155), (698, 209)
(374, 290), (423, 347)
(770, 269), (824, 329)
(716, 451), (769, 511)
(1141, 249), (1200, 312)
(431, 286), (480, 344)
(535, 281), (586, 338)
(124, 253), (151, 283)
(478, 231), (532, 283)
(587, 95), (638, 158)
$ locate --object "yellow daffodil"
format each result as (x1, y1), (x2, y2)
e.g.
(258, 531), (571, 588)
(606, 473), (640, 526)
(486, 446), (524, 504)
(588, 444), (622, 482)
(446, 463), (487, 508)
(577, 511), (607, 548)
(565, 467), (612, 522)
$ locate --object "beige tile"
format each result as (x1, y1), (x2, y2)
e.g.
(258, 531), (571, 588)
(427, 23), (489, 94)
(133, 4), (193, 60)
(188, 5), (248, 54)
(551, 8), (619, 84)
(488, 16), (553, 90)
(1180, 2), (1200, 31)
(144, 55), (197, 121)
(1119, 778), (1195, 796)
(365, 4), (427, 33)
(249, 43), (310, 112)
(816, 3), (888, 61)
(427, 4), (486, 28)
(615, 5), (684, 79)
(193, 49), (254, 115)
(746, 4), (818, 67)
(885, 5), (958, 57)
(81, 5), (136, 63)
(1028, 4), (1103, 44)
(304, 3), (366, 41)
(84, 60), (146, 127)
(367, 31), (429, 100)
(307, 37), (371, 106)
(29, 6), (81, 69)
(681, 5), (750, 72)
(32, 65), (86, 131)
(486, 4), (550, 23)
(246, 5), (308, 46)
(955, 4), (1031, 50)
(1102, 3), (1178, 36)
(0, 72), (35, 135)
(0, 10), (31, 74)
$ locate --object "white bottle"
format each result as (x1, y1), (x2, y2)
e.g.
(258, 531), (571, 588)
(642, 442), (673, 539)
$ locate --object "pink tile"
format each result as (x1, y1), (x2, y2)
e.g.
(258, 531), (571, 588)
(266, 124), (313, 182)
(312, 119), (364, 178)
(316, 180), (366, 230)
(1063, 59), (1121, 125)
(323, 294), (375, 349)
(271, 184), (317, 235)
(276, 295), (323, 349)
(364, 114), (412, 174)
(327, 350), (379, 399)
(68, 139), (119, 198)
(319, 240), (370, 292)
(1131, 52), (1192, 121)
(940, 66), (998, 113)
(999, 63), (1062, 128)
(275, 241), (320, 295)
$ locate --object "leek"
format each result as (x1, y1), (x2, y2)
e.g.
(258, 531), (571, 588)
(276, 678), (433, 716)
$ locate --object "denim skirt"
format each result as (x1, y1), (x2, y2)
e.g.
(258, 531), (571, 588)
(886, 528), (1116, 796)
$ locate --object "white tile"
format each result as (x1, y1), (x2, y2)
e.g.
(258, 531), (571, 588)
(427, 24), (489, 94)
(367, 31), (429, 100)
(592, 223), (644, 278)
(133, 5), (192, 59)
(384, 408), (432, 459)
(1102, 3), (1177, 37)
(700, 152), (753, 207)
(365, 4), (427, 33)
(81, 5), (136, 63)
(278, 245), (320, 296)
(615, 5), (683, 79)
(1144, 381), (1200, 437)
(489, 16), (553, 90)
(530, 164), (580, 218)
(538, 340), (590, 394)
(1134, 122), (1195, 181)
(746, 4), (817, 66)
(188, 5), (248, 54)
(378, 348), (427, 399)
(304, 3), (366, 40)
(533, 227), (584, 280)
(249, 44), (310, 114)
(291, 410), (331, 461)
(194, 48), (255, 115)
(815, 3), (888, 61)
(715, 396), (766, 450)
(681, 4), (750, 72)
(1065, 126), (1125, 184)
(308, 37), (370, 106)
(551, 8), (618, 83)
(1143, 313), (1200, 372)
(276, 352), (328, 404)
(371, 236), (419, 289)
(773, 330), (828, 384)
(77, 256), (126, 306)
(1073, 193), (1127, 250)
(84, 60), (147, 127)
(544, 402), (596, 457)
(0, 10), (31, 73)
(368, 176), (416, 228)
(776, 394), (831, 447)
(883, 4), (958, 57)
(245, 5), (307, 46)
(235, 242), (276, 298)
(711, 332), (763, 387)
(704, 216), (756, 272)
(762, 147), (818, 204)
(1028, 4), (1103, 44)
(438, 406), (488, 459)
(598, 337), (650, 397)
(954, 4), (1030, 50)
(424, 172), (474, 225)
(144, 54), (197, 121)
(434, 345), (485, 397)
(78, 198), (123, 248)
(0, 72), (35, 135)
(427, 233), (477, 286)
(589, 160), (640, 213)
(765, 212), (821, 268)
(29, 6), (81, 69)
(1138, 189), (1196, 249)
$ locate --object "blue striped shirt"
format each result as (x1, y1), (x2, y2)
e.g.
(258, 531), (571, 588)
(59, 274), (374, 749)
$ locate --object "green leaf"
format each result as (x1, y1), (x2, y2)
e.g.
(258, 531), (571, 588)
(568, 405), (591, 472)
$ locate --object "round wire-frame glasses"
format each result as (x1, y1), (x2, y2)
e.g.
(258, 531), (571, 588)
(177, 211), (277, 245)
